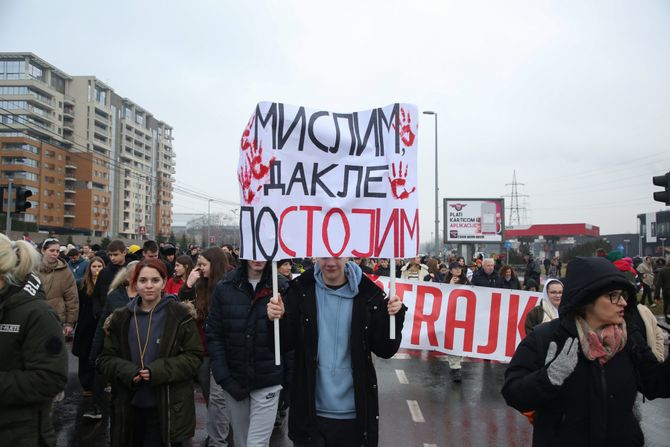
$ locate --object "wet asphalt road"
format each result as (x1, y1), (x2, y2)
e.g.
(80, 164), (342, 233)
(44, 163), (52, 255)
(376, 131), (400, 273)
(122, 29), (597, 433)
(55, 344), (670, 446)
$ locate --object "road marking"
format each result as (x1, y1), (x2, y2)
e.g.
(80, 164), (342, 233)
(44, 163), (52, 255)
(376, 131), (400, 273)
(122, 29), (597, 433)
(423, 444), (438, 447)
(392, 353), (410, 359)
(395, 369), (409, 384)
(407, 400), (425, 423)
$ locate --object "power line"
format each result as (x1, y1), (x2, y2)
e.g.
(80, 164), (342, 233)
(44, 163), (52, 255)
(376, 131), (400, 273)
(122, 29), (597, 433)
(0, 99), (239, 207)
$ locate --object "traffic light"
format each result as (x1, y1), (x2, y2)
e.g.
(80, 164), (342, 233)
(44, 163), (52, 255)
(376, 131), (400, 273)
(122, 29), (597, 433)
(653, 172), (670, 206)
(15, 186), (32, 213)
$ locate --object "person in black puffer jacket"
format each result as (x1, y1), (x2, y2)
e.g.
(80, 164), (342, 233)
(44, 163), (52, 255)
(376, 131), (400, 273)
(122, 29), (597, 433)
(502, 256), (670, 447)
(206, 260), (287, 447)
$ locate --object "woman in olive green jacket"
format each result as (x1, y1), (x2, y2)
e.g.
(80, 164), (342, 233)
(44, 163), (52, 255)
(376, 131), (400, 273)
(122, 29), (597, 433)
(97, 259), (203, 447)
(0, 234), (68, 447)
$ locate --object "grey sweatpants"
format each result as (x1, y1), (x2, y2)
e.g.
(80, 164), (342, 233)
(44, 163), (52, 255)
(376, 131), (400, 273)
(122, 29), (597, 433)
(207, 372), (231, 447)
(223, 384), (282, 447)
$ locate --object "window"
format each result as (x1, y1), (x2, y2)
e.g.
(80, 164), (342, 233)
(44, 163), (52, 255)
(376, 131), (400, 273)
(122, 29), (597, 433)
(0, 86), (27, 95)
(50, 74), (65, 93)
(0, 60), (25, 80)
(2, 142), (40, 155)
(95, 87), (107, 106)
(28, 63), (45, 82)
(123, 105), (132, 120)
(2, 170), (39, 181)
(2, 157), (39, 168)
(135, 112), (144, 126)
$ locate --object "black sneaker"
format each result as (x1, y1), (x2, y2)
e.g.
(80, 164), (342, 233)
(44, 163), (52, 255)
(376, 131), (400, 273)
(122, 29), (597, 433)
(451, 368), (462, 383)
(83, 404), (103, 420)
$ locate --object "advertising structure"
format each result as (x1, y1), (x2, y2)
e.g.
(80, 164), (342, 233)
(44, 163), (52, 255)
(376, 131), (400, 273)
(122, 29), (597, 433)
(444, 198), (504, 243)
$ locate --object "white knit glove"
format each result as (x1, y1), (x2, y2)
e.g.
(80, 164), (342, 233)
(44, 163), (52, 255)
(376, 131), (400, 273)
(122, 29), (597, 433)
(544, 337), (579, 386)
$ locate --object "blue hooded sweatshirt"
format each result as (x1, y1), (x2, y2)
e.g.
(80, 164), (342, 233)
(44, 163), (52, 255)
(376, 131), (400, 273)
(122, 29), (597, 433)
(314, 261), (362, 419)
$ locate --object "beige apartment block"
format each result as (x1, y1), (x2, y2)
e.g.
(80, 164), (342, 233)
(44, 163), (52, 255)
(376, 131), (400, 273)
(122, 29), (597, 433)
(0, 52), (175, 238)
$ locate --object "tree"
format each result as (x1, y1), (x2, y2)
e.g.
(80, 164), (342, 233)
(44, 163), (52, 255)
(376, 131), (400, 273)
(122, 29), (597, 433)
(179, 233), (188, 252)
(169, 231), (177, 246)
(66, 235), (74, 246)
(100, 236), (111, 250)
(565, 239), (612, 261)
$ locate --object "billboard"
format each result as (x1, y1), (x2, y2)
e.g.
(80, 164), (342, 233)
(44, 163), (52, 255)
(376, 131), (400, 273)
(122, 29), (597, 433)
(443, 198), (504, 243)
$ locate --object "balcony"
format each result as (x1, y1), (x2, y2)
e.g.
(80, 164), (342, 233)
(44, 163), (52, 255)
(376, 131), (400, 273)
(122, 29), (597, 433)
(64, 187), (76, 194)
(63, 96), (75, 106)
(63, 212), (75, 218)
(65, 164), (76, 170)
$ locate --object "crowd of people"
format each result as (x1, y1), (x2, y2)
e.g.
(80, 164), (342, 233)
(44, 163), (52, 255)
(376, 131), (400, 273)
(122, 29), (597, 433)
(2, 233), (670, 446)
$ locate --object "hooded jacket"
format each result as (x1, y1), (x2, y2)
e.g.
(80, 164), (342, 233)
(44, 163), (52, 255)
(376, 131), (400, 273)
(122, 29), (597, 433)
(97, 298), (203, 446)
(278, 263), (406, 447)
(37, 258), (79, 326)
(502, 257), (670, 447)
(524, 278), (563, 335)
(0, 273), (68, 446)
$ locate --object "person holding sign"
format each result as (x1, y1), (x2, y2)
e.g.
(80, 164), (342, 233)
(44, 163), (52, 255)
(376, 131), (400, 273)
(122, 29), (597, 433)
(267, 257), (405, 447)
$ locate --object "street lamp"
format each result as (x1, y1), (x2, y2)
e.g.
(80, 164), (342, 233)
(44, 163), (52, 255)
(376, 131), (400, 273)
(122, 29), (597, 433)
(423, 111), (440, 257)
(660, 237), (667, 257)
(623, 239), (630, 257)
(207, 199), (212, 247)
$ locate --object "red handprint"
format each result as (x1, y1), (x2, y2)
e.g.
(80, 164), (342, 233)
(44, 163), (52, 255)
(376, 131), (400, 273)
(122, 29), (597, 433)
(391, 108), (416, 148)
(237, 164), (262, 204)
(246, 139), (275, 180)
(240, 116), (255, 151)
(388, 161), (416, 200)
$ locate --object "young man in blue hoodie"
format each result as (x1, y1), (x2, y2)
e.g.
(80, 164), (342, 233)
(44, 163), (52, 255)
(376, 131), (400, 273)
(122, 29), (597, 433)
(268, 257), (405, 447)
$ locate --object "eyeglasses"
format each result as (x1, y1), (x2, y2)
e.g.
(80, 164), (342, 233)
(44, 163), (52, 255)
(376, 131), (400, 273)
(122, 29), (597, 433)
(43, 238), (59, 245)
(606, 290), (628, 304)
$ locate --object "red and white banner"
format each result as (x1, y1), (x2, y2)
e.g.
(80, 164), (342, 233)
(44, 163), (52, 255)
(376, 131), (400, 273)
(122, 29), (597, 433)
(237, 102), (420, 261)
(368, 275), (541, 362)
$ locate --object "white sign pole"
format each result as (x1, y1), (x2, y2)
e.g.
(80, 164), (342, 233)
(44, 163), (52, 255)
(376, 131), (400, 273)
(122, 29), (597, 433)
(389, 257), (396, 340)
(271, 261), (281, 366)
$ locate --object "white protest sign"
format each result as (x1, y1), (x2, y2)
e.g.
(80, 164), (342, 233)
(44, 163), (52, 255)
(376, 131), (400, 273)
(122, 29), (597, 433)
(237, 102), (420, 261)
(366, 275), (541, 362)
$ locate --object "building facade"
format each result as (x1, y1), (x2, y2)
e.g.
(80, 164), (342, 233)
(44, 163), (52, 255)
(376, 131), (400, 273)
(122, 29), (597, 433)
(0, 52), (174, 238)
(638, 210), (670, 256)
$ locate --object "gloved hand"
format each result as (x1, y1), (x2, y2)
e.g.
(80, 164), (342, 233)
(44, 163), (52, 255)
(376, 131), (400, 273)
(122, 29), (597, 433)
(545, 337), (579, 386)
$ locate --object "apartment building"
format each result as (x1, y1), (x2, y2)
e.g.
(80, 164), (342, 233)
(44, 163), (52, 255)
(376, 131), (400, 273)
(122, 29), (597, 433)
(0, 52), (175, 237)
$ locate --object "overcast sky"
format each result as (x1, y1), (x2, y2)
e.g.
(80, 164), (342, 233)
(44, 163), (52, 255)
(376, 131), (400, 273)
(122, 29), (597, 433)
(2, 0), (669, 240)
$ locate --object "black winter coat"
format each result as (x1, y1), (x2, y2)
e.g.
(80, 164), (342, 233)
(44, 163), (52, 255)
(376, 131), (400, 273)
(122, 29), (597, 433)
(503, 257), (670, 447)
(497, 276), (521, 290)
(206, 264), (286, 400)
(471, 269), (499, 287)
(91, 262), (125, 320)
(72, 284), (96, 358)
(278, 268), (406, 447)
(503, 318), (670, 446)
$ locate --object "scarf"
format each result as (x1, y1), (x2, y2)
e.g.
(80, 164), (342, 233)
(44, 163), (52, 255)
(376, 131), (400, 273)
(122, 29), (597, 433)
(575, 316), (627, 365)
(541, 299), (558, 323)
